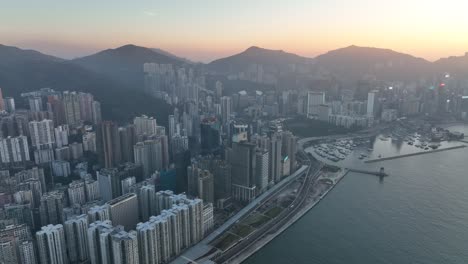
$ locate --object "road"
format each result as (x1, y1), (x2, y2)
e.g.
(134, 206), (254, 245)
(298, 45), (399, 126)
(215, 154), (322, 263)
(173, 126), (369, 264)
(170, 165), (309, 264)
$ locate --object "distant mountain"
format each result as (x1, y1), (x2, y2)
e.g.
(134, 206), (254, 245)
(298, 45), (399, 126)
(315, 45), (435, 82)
(0, 44), (171, 125)
(3, 42), (468, 124)
(151, 48), (194, 64)
(0, 44), (64, 68)
(434, 52), (468, 77)
(0, 44), (70, 96)
(72, 44), (184, 90)
(206, 45), (442, 87)
(207, 46), (314, 74)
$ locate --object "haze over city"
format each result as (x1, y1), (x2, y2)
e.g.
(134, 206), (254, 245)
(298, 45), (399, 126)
(2, 0), (468, 61)
(1, 1), (468, 264)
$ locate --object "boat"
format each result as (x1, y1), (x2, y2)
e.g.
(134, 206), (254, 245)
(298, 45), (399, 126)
(429, 143), (440, 149)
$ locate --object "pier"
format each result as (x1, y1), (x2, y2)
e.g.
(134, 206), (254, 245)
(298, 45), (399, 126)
(365, 145), (466, 163)
(347, 168), (388, 177)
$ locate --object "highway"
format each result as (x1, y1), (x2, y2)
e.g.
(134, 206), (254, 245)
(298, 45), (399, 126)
(170, 165), (309, 264)
(173, 129), (354, 264)
(215, 154), (322, 263)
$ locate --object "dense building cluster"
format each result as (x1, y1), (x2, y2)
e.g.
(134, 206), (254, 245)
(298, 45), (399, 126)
(5, 62), (465, 264)
(143, 63), (203, 105)
(23, 191), (205, 264)
(0, 88), (101, 168)
(2, 57), (466, 264)
(0, 81), (301, 264)
(301, 78), (468, 128)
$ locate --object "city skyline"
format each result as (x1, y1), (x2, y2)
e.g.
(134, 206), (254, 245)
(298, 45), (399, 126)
(1, 2), (468, 263)
(2, 0), (468, 61)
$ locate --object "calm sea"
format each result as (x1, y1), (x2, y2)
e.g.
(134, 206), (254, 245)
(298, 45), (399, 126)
(245, 125), (468, 264)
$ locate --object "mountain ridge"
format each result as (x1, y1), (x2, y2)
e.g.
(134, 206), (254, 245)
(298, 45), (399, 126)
(0, 44), (172, 125)
(71, 44), (185, 89)
(206, 46), (314, 75)
(151, 48), (194, 64)
(0, 44), (64, 64)
(2, 43), (468, 98)
(314, 45), (435, 82)
(4, 43), (467, 66)
(434, 52), (468, 76)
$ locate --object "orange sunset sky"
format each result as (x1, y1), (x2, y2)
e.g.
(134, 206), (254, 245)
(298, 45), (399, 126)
(1, 0), (468, 61)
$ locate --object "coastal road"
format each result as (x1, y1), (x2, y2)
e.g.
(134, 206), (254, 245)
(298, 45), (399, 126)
(216, 157), (323, 263)
(171, 165), (309, 264)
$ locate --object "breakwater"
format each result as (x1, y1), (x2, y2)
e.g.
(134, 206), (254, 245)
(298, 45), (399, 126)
(365, 145), (466, 163)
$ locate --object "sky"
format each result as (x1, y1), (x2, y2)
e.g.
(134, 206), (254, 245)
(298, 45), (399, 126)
(1, 0), (468, 62)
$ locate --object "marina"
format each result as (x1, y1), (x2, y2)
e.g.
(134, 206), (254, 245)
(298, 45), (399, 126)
(311, 138), (368, 163)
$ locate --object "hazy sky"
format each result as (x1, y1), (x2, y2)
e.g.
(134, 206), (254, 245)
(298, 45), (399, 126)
(1, 0), (468, 62)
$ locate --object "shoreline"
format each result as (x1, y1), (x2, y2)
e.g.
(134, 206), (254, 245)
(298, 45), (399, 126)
(231, 169), (349, 264)
(170, 166), (309, 264)
(204, 127), (468, 263)
(234, 124), (468, 263)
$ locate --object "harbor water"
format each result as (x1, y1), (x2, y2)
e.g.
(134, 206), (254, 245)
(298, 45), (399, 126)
(245, 125), (468, 264)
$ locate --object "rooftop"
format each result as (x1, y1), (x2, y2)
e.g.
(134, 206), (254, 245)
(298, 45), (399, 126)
(107, 193), (137, 206)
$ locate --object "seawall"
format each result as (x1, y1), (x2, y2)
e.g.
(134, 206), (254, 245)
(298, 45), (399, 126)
(365, 145), (466, 163)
